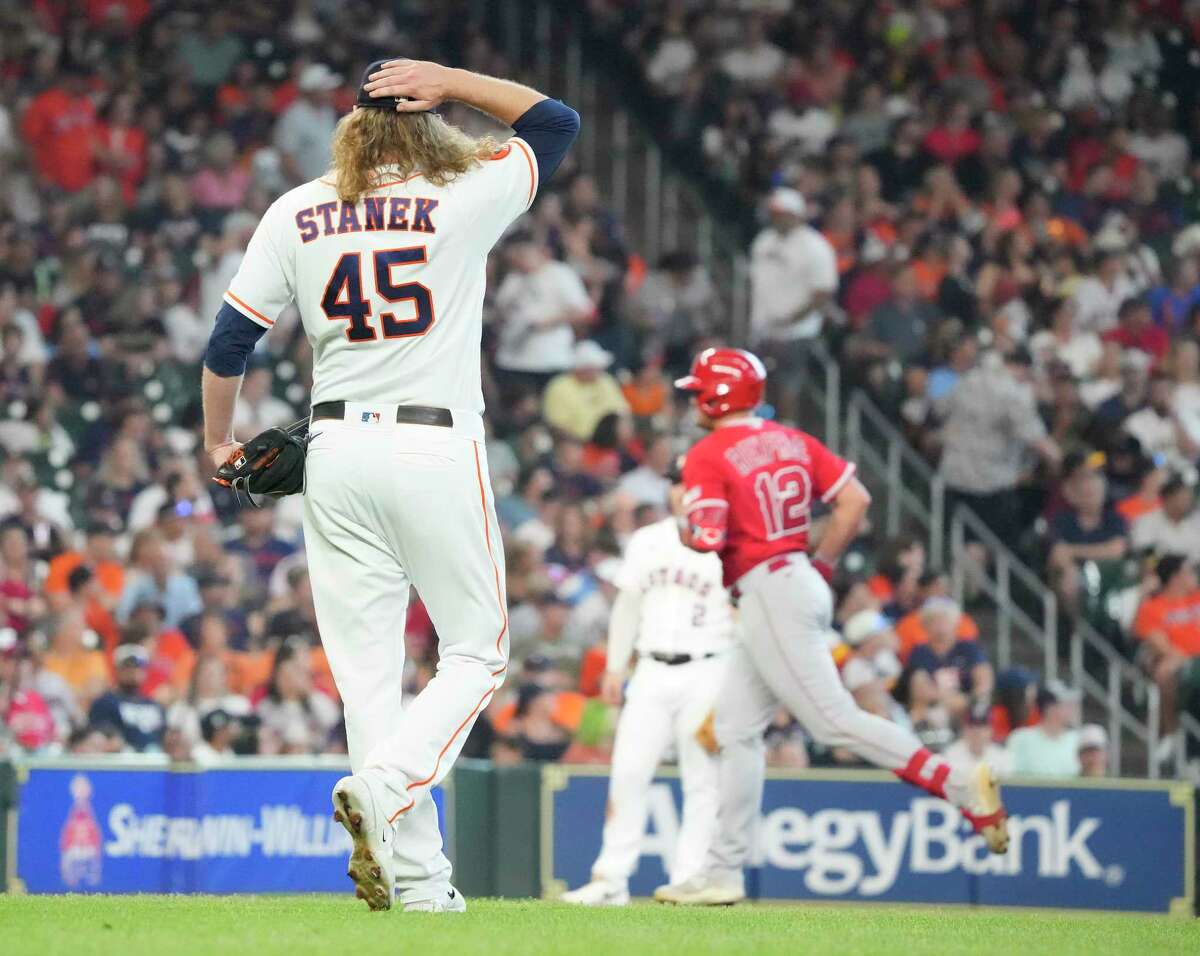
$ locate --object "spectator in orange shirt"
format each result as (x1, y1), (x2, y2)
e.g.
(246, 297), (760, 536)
(620, 358), (669, 419)
(1133, 554), (1200, 732)
(1115, 454), (1163, 525)
(909, 236), (947, 301)
(44, 522), (125, 610)
(19, 64), (98, 192)
(124, 602), (195, 703)
(66, 566), (120, 655)
(194, 609), (268, 697)
(41, 606), (109, 709)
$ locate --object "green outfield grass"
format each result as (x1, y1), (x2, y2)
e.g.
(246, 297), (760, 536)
(0, 895), (1196, 956)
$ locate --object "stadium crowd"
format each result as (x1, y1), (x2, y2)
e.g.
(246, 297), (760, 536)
(0, 0), (1195, 779)
(590, 0), (1200, 766)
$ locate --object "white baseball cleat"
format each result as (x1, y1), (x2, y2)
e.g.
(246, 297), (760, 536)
(963, 762), (1009, 855)
(654, 872), (745, 906)
(333, 774), (397, 911)
(403, 886), (467, 913)
(559, 880), (631, 906)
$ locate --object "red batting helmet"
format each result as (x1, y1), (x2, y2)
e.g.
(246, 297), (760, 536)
(674, 347), (767, 418)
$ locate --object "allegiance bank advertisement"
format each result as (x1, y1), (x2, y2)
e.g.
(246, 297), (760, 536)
(542, 767), (1195, 914)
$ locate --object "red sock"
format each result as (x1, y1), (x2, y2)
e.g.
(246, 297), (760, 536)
(894, 748), (950, 800)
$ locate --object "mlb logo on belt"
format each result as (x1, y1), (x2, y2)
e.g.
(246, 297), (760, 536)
(360, 411), (382, 424)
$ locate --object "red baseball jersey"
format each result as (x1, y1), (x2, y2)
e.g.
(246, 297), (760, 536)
(681, 419), (857, 586)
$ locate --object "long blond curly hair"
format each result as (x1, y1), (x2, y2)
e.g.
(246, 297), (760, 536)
(330, 108), (498, 203)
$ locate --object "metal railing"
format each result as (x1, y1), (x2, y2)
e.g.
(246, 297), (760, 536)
(844, 390), (945, 568)
(786, 337), (842, 451)
(949, 506), (1059, 682)
(1068, 623), (1164, 779)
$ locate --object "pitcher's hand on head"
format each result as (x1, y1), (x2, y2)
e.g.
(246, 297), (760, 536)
(365, 59), (452, 112)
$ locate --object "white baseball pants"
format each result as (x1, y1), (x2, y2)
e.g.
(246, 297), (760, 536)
(706, 554), (969, 881)
(591, 654), (726, 887)
(303, 406), (508, 903)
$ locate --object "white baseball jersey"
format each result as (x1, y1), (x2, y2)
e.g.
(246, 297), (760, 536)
(617, 518), (734, 658)
(222, 138), (539, 411)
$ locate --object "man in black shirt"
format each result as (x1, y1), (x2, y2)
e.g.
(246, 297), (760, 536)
(866, 116), (929, 204)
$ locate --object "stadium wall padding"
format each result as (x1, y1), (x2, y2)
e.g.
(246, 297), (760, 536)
(2, 758), (1195, 915)
(0, 760), (15, 893)
(449, 759), (543, 899)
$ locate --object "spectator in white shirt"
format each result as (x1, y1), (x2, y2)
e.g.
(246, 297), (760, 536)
(1129, 105), (1190, 181)
(719, 15), (786, 90)
(159, 273), (207, 363)
(274, 63), (340, 185)
(943, 702), (1012, 778)
(494, 232), (593, 391)
(232, 365), (297, 435)
(645, 14), (696, 96)
(1172, 340), (1200, 448)
(616, 433), (674, 508)
(1103, 2), (1162, 77)
(749, 187), (837, 422)
(1029, 296), (1101, 381)
(1125, 372), (1198, 470)
(1077, 723), (1110, 778)
(1131, 474), (1200, 561)
(839, 610), (905, 723)
(1072, 250), (1137, 335)
(750, 188), (838, 344)
(630, 251), (718, 365)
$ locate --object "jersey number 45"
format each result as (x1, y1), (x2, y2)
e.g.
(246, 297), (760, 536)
(321, 248), (434, 342)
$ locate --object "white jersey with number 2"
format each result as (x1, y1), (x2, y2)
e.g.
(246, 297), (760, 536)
(221, 137), (538, 411)
(617, 518), (735, 659)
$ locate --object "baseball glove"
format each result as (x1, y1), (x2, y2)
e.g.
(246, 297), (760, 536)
(214, 418), (311, 505)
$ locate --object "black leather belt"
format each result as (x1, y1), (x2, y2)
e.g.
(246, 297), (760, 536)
(311, 401), (453, 428)
(649, 652), (719, 666)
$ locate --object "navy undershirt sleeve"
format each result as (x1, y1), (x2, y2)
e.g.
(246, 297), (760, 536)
(511, 98), (580, 185)
(203, 304), (268, 377)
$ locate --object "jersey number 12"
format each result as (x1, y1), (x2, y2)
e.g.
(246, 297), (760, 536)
(321, 248), (435, 342)
(755, 466), (812, 540)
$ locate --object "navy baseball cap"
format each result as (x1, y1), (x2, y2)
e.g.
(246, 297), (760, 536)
(355, 59), (436, 113)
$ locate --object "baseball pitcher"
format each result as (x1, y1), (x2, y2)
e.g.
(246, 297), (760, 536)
(561, 471), (734, 906)
(656, 348), (1009, 906)
(200, 58), (579, 911)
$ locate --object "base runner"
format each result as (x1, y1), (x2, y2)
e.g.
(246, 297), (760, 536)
(655, 348), (1009, 906)
(561, 470), (734, 906)
(200, 59), (578, 911)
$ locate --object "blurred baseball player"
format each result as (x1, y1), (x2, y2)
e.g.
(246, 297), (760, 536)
(561, 467), (734, 906)
(656, 347), (1008, 906)
(200, 58), (579, 911)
